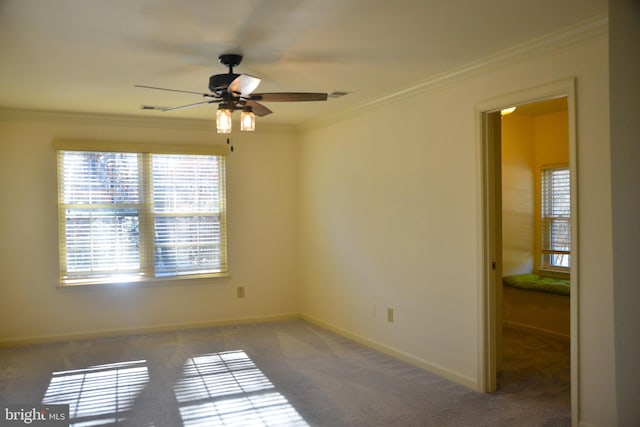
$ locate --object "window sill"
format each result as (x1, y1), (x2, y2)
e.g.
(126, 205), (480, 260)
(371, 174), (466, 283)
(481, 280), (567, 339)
(57, 272), (230, 289)
(535, 269), (570, 279)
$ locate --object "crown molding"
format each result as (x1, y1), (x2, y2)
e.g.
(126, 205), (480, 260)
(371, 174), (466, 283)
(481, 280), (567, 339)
(300, 15), (608, 132)
(0, 107), (213, 130)
(1, 15), (607, 136)
(0, 107), (297, 135)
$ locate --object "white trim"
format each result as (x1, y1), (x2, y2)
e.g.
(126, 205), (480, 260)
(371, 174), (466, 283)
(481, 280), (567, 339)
(475, 79), (577, 113)
(0, 107), (215, 130)
(0, 313), (300, 348)
(301, 313), (478, 391)
(4, 310), (483, 392)
(53, 139), (229, 156)
(567, 80), (580, 427)
(0, 107), (296, 135)
(476, 109), (502, 393)
(0, 16), (606, 136)
(301, 16), (606, 132)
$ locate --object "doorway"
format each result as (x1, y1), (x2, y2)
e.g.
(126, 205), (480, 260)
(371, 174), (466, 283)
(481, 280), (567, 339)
(477, 79), (579, 424)
(500, 97), (571, 416)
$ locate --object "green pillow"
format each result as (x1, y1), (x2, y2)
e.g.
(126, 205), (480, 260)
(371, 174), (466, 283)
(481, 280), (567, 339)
(503, 273), (570, 296)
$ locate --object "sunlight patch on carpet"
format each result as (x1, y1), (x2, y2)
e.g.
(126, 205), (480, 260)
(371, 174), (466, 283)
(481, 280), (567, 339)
(174, 350), (308, 426)
(42, 360), (149, 426)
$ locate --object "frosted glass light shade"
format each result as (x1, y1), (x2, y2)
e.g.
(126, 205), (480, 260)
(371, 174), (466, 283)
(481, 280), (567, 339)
(240, 109), (255, 131)
(216, 109), (232, 133)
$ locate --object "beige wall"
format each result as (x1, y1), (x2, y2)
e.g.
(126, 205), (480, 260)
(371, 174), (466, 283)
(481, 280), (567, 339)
(0, 21), (618, 427)
(298, 32), (614, 426)
(610, 0), (640, 424)
(0, 111), (300, 343)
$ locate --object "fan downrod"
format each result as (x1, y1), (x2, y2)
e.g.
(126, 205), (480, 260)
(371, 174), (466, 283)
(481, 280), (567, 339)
(218, 54), (243, 73)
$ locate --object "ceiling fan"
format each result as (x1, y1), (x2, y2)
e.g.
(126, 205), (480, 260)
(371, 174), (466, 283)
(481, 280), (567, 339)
(136, 53), (328, 132)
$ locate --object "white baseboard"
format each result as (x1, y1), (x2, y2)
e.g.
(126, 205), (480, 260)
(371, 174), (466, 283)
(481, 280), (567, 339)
(4, 312), (479, 393)
(0, 313), (301, 347)
(301, 313), (478, 391)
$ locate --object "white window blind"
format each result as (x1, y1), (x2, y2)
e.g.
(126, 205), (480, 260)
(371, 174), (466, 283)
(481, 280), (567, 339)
(56, 142), (227, 285)
(541, 166), (571, 270)
(152, 154), (225, 277)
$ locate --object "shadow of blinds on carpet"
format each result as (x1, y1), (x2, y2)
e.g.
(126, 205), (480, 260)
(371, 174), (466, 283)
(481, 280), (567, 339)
(42, 360), (149, 425)
(174, 350), (309, 426)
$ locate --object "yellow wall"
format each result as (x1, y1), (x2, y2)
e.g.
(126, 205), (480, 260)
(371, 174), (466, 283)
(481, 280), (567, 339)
(501, 109), (569, 276)
(533, 111), (570, 271)
(501, 114), (535, 276)
(0, 111), (300, 343)
(534, 110), (570, 166)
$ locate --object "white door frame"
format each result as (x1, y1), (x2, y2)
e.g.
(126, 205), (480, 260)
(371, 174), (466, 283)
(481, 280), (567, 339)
(476, 78), (579, 425)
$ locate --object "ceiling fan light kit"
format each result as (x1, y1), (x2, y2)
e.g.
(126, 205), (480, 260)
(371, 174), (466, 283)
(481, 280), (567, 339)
(216, 105), (233, 134)
(136, 53), (329, 135)
(240, 107), (256, 132)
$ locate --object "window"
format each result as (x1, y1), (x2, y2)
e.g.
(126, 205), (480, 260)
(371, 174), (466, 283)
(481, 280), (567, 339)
(540, 166), (571, 271)
(55, 141), (227, 285)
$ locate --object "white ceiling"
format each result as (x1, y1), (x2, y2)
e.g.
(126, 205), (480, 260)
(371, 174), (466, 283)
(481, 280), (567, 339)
(0, 0), (606, 126)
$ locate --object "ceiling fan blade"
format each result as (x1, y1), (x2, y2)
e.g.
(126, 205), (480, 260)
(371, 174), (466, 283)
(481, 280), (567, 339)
(228, 74), (261, 98)
(134, 84), (216, 98)
(250, 92), (328, 102)
(159, 100), (219, 112)
(245, 100), (273, 117)
(140, 105), (170, 111)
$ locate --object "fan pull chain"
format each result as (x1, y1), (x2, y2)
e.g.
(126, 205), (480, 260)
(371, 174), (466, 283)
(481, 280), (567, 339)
(226, 137), (234, 152)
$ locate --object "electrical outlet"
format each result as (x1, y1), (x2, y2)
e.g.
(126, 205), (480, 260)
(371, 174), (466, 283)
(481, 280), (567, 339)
(387, 307), (394, 323)
(237, 286), (245, 298)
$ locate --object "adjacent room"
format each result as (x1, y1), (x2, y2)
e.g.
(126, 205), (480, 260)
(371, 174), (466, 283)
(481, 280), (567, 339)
(498, 98), (571, 407)
(501, 98), (570, 341)
(2, 1), (639, 426)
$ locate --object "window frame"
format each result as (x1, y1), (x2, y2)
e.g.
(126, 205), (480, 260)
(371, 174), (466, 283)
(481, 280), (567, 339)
(539, 164), (571, 273)
(54, 140), (228, 287)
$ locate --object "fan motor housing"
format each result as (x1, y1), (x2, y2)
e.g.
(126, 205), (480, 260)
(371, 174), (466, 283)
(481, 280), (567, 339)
(209, 73), (239, 93)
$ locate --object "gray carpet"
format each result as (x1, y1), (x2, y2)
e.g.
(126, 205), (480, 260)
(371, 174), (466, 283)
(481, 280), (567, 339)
(0, 320), (570, 426)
